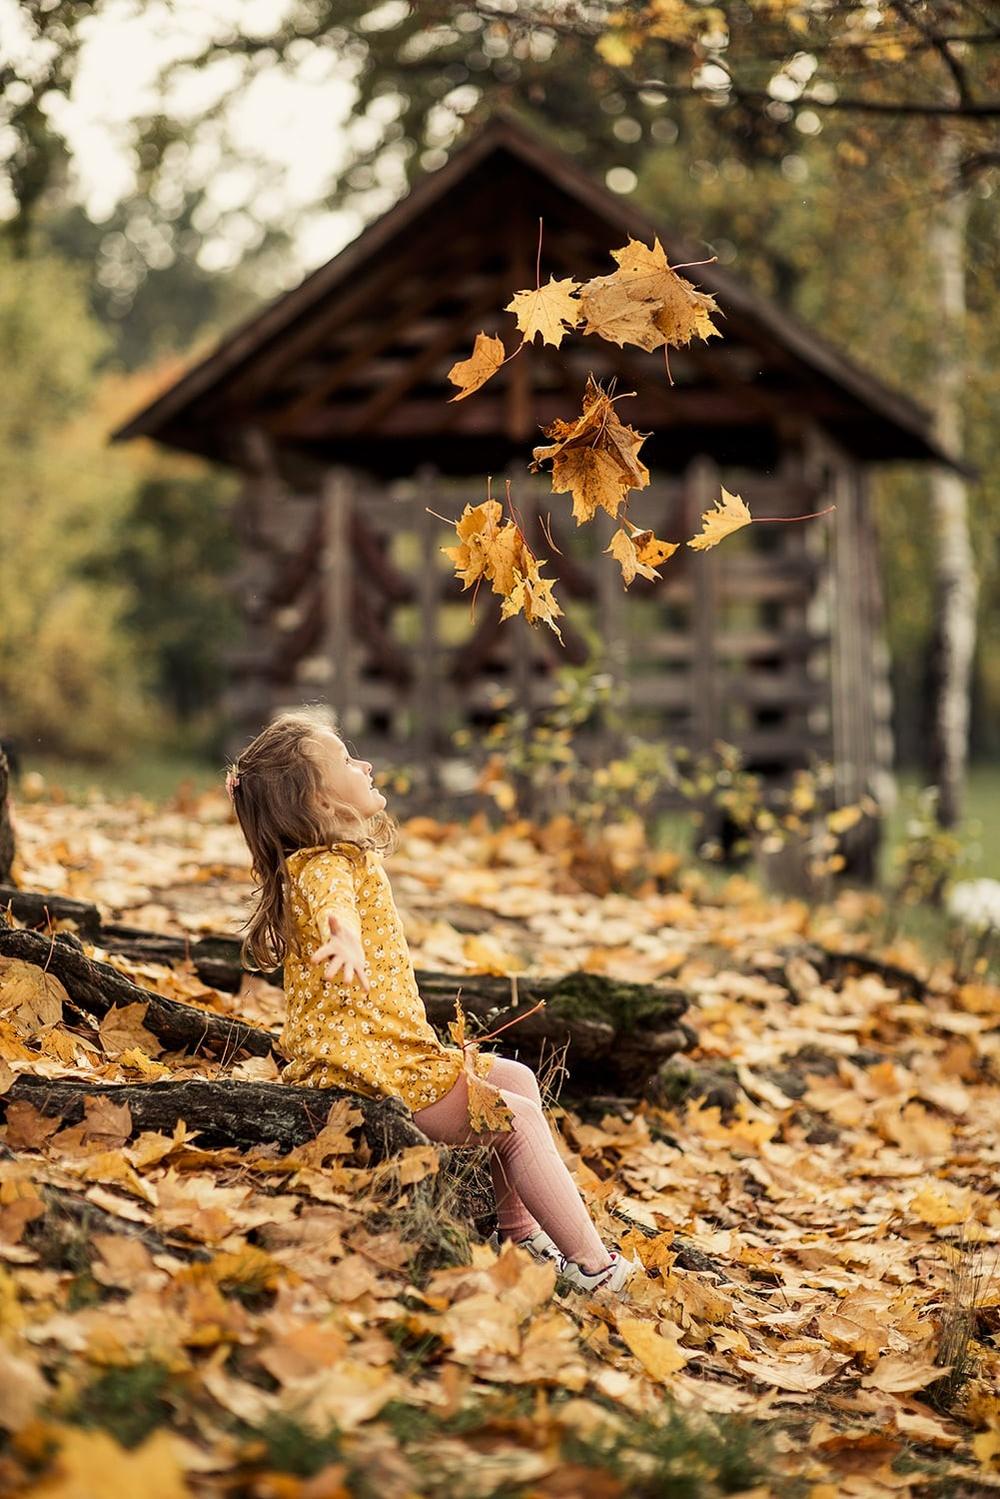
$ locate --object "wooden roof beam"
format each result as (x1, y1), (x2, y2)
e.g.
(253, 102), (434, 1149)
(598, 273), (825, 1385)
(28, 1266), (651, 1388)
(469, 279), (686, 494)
(347, 279), (513, 435)
(266, 255), (491, 433)
(283, 388), (815, 440)
(223, 216), (490, 405)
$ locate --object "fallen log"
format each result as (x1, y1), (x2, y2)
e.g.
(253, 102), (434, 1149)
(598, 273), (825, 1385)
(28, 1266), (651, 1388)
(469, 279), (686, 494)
(0, 903), (696, 1094)
(0, 927), (273, 1062)
(0, 886), (102, 940)
(2, 1075), (429, 1158)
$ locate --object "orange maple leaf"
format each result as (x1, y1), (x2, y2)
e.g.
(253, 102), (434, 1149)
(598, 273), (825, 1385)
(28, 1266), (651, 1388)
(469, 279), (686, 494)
(447, 332), (506, 402)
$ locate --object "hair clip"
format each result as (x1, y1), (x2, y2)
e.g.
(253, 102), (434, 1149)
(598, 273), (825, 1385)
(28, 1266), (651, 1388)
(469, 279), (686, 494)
(225, 767), (241, 800)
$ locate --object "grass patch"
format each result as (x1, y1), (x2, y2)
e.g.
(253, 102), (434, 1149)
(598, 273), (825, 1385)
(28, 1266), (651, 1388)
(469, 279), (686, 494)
(366, 1146), (497, 1288)
(67, 1358), (179, 1449)
(884, 766), (1000, 883)
(27, 1203), (102, 1278)
(560, 1403), (783, 1498)
(244, 1412), (345, 1478)
(23, 751), (222, 805)
(926, 1238), (1000, 1418)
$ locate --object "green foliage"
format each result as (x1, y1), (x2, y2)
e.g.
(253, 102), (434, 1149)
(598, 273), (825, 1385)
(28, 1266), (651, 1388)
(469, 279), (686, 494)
(97, 473), (240, 731)
(0, 245), (160, 758)
(460, 667), (876, 891)
(890, 785), (965, 907)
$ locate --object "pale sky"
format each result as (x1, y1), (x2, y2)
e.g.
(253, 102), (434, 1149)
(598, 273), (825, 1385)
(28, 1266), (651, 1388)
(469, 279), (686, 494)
(1, 0), (420, 277)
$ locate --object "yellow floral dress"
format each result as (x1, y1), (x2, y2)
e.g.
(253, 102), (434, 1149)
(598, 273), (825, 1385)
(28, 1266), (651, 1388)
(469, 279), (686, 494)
(278, 842), (494, 1111)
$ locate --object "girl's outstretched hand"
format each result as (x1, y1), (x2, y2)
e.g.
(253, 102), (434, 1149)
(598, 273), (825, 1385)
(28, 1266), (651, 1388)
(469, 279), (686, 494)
(311, 913), (370, 991)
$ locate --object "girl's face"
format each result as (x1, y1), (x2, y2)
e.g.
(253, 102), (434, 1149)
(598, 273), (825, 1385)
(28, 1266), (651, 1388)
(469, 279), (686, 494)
(312, 730), (386, 819)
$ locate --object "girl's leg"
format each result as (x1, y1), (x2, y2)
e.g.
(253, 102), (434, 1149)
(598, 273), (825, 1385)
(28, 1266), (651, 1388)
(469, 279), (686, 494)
(481, 1057), (544, 1243)
(412, 1064), (610, 1272)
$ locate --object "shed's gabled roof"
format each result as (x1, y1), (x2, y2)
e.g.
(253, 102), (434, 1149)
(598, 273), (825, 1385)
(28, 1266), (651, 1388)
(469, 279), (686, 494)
(112, 113), (955, 474)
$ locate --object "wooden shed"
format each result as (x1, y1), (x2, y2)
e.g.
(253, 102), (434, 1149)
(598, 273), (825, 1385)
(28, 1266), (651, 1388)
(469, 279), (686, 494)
(113, 114), (951, 842)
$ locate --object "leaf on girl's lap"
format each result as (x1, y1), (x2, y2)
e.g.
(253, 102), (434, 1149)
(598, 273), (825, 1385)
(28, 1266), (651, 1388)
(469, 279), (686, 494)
(450, 997), (515, 1133)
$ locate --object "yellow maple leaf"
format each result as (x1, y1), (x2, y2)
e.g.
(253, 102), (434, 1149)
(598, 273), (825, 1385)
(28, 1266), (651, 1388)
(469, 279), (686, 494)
(504, 276), (581, 347)
(616, 1315), (688, 1379)
(687, 487), (752, 550)
(631, 528), (680, 567)
(500, 571), (564, 641)
(448, 998), (514, 1134)
(973, 1420), (1000, 1471)
(605, 527), (661, 588)
(447, 331), (506, 402)
(98, 1000), (163, 1059)
(443, 500), (563, 639)
(614, 239), (720, 348)
(578, 277), (667, 353)
(30, 1425), (190, 1499)
(578, 237), (720, 354)
(550, 447), (626, 524)
(441, 499), (505, 589)
(532, 376), (650, 524)
(0, 957), (66, 1032)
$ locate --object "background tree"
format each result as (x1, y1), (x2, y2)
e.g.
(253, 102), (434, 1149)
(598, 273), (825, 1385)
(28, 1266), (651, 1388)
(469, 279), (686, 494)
(0, 246), (156, 758)
(1, 0), (996, 791)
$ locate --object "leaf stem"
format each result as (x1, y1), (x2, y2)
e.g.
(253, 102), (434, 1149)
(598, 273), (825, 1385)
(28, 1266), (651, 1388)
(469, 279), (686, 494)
(752, 505), (837, 523)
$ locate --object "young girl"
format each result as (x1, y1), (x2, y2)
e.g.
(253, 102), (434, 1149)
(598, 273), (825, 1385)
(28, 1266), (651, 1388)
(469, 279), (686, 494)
(226, 708), (638, 1295)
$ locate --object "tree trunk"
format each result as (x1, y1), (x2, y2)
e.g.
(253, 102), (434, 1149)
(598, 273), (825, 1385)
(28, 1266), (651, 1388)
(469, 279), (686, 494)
(927, 129), (977, 828)
(0, 744), (14, 884)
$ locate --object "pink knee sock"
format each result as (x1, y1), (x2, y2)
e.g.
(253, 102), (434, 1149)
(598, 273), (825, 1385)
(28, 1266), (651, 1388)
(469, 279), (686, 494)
(412, 1055), (610, 1272)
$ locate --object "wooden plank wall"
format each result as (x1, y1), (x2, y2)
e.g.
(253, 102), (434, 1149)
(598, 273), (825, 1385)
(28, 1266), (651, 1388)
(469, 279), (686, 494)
(222, 445), (872, 804)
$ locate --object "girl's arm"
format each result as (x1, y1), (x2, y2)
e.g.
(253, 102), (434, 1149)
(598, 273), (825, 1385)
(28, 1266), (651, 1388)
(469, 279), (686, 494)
(298, 850), (370, 992)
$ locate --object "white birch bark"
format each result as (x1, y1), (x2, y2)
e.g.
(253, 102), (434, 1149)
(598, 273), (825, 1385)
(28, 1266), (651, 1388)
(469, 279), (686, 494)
(928, 129), (976, 828)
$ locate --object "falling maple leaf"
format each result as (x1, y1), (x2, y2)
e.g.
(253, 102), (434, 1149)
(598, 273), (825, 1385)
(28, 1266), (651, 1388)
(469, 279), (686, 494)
(686, 487), (753, 551)
(500, 570), (564, 641)
(531, 376), (650, 524)
(442, 499), (506, 591)
(447, 332), (506, 402)
(630, 529), (679, 567)
(578, 237), (720, 354)
(505, 276), (581, 347)
(606, 524), (679, 587)
(442, 499), (563, 640)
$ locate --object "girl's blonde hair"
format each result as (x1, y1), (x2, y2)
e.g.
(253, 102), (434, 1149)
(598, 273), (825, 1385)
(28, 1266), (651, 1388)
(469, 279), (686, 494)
(226, 705), (397, 971)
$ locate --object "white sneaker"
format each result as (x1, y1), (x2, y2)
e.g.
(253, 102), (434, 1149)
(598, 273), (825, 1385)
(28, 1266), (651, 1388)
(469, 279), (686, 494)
(487, 1229), (561, 1262)
(557, 1250), (641, 1295)
(515, 1228), (561, 1262)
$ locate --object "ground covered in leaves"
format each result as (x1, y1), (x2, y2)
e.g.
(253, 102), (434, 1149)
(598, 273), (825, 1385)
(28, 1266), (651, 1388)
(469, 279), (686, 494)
(1, 786), (998, 1497)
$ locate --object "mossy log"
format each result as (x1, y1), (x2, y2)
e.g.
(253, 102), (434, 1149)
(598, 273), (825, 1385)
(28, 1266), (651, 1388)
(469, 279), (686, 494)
(0, 901), (696, 1094)
(2, 1074), (429, 1157)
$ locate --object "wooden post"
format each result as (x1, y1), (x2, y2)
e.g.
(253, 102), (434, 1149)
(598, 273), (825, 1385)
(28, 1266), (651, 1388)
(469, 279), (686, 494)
(595, 508), (627, 754)
(415, 466), (443, 790)
(827, 450), (881, 812)
(322, 468), (360, 739)
(685, 455), (719, 752)
(505, 211), (534, 443)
